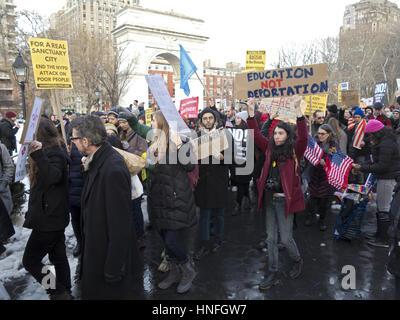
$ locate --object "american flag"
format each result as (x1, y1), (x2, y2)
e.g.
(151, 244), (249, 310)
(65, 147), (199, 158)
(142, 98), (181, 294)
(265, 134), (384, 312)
(304, 134), (324, 166)
(324, 151), (354, 190)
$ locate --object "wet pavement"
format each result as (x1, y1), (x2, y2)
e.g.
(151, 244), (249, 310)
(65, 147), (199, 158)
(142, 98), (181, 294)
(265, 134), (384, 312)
(3, 188), (396, 300)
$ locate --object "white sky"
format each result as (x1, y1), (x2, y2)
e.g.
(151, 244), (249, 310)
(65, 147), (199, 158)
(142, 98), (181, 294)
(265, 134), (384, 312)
(14, 0), (397, 67)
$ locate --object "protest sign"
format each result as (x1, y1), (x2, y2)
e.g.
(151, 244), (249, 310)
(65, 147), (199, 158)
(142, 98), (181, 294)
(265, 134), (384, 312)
(338, 82), (348, 103)
(303, 94), (328, 116)
(361, 97), (374, 106)
(341, 90), (359, 106)
(15, 144), (29, 182)
(146, 74), (190, 134)
(29, 38), (73, 89)
(20, 96), (44, 144)
(397, 79), (400, 91)
(227, 128), (248, 162)
(234, 63), (328, 100)
(191, 128), (229, 160)
(374, 82), (387, 104)
(180, 97), (199, 119)
(145, 108), (154, 126)
(259, 96), (301, 124)
(246, 50), (266, 72)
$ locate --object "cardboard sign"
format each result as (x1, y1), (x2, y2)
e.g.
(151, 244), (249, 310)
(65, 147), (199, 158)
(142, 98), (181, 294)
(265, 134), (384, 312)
(246, 50), (266, 72)
(361, 97), (374, 106)
(259, 96), (300, 124)
(145, 75), (190, 134)
(341, 90), (359, 106)
(191, 128), (229, 160)
(14, 144), (29, 182)
(20, 96), (44, 144)
(234, 63), (328, 100)
(145, 108), (154, 126)
(374, 82), (387, 104)
(29, 38), (73, 89)
(180, 97), (199, 119)
(338, 82), (348, 103)
(303, 94), (328, 116)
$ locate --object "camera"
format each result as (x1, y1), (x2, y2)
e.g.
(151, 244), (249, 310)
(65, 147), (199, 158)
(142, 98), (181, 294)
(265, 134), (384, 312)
(265, 178), (280, 191)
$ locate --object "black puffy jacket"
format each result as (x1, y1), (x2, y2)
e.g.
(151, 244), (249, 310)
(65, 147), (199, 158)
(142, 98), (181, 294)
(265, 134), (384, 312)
(150, 141), (197, 231)
(0, 119), (18, 154)
(361, 137), (400, 180)
(68, 143), (84, 208)
(24, 146), (69, 232)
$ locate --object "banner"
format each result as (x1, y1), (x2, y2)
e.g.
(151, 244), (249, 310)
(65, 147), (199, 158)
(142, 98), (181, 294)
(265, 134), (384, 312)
(180, 97), (199, 119)
(338, 82), (348, 103)
(246, 50), (266, 72)
(341, 90), (359, 106)
(146, 75), (190, 134)
(29, 38), (73, 89)
(303, 94), (328, 116)
(374, 82), (387, 104)
(234, 63), (328, 100)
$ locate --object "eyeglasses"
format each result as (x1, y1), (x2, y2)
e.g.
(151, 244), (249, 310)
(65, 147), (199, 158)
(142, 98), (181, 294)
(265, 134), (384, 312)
(318, 132), (328, 136)
(202, 116), (214, 121)
(70, 136), (82, 141)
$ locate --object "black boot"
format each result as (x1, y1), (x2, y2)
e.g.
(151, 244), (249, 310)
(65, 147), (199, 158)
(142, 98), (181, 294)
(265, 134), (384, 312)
(288, 258), (303, 279)
(232, 202), (241, 216)
(367, 212), (390, 248)
(194, 241), (211, 261)
(259, 272), (280, 291)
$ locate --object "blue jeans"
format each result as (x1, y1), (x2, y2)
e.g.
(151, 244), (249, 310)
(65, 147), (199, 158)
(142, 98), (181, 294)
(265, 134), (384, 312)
(199, 208), (224, 241)
(132, 197), (144, 239)
(159, 230), (187, 263)
(264, 193), (301, 272)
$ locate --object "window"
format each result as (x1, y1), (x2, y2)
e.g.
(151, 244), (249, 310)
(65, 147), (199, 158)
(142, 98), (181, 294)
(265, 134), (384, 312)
(209, 77), (213, 85)
(217, 78), (221, 85)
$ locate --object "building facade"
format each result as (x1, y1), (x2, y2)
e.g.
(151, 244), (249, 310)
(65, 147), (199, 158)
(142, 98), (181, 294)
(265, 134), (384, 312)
(0, 0), (19, 114)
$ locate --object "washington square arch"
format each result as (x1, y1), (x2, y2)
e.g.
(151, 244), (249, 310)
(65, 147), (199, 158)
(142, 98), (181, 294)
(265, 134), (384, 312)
(113, 6), (209, 110)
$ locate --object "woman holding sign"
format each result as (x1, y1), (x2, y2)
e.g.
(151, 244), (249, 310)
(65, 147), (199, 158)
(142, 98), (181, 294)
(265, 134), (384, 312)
(246, 96), (307, 291)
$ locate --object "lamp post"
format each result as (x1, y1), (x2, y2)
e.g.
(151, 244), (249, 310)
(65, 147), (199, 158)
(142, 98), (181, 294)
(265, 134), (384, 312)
(94, 87), (101, 112)
(12, 53), (29, 119)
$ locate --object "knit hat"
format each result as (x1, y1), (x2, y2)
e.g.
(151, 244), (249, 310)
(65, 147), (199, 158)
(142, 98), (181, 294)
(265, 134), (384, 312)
(118, 114), (128, 122)
(5, 111), (16, 119)
(365, 120), (385, 133)
(393, 109), (400, 114)
(353, 107), (365, 118)
(236, 111), (248, 122)
(105, 123), (118, 135)
(107, 111), (119, 117)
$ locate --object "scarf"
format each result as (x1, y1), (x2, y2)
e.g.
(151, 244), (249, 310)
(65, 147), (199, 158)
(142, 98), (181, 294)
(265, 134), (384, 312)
(348, 118), (366, 150)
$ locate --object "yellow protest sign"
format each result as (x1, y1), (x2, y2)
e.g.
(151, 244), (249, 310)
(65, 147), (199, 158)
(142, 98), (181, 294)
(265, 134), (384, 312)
(303, 94), (328, 116)
(145, 108), (154, 126)
(29, 38), (73, 89)
(246, 51), (266, 72)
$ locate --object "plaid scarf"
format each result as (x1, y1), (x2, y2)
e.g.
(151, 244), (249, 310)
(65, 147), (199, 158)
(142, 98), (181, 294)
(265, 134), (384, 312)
(348, 118), (367, 150)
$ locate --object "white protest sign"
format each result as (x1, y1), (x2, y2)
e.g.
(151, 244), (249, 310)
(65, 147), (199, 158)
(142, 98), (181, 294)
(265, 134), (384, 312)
(15, 144), (29, 182)
(397, 79), (400, 91)
(191, 128), (229, 160)
(260, 96), (300, 124)
(145, 75), (190, 134)
(20, 97), (44, 144)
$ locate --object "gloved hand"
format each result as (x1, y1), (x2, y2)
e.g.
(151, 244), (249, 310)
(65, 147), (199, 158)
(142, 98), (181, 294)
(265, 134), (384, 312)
(114, 106), (135, 120)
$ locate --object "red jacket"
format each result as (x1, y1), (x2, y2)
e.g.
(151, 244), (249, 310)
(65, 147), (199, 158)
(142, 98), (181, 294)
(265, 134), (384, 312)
(247, 117), (308, 218)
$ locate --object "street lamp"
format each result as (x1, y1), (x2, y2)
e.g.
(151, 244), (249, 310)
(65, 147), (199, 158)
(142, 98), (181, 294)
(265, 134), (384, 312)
(12, 53), (29, 119)
(94, 87), (101, 111)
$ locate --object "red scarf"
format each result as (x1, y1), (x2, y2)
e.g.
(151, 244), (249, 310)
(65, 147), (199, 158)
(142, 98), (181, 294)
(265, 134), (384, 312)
(348, 118), (366, 150)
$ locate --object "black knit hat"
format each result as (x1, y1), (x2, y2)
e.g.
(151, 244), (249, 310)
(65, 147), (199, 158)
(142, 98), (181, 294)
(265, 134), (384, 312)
(198, 107), (217, 121)
(327, 104), (338, 114)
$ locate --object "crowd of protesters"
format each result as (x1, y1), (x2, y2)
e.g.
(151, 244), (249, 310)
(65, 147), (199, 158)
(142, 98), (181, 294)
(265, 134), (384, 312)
(0, 93), (399, 300)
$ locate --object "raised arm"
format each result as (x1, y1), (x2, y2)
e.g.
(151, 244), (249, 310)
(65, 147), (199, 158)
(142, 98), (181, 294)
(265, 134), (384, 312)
(246, 98), (269, 152)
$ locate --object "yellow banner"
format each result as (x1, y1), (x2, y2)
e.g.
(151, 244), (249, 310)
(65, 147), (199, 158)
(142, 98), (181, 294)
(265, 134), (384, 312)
(246, 50), (266, 72)
(303, 94), (328, 116)
(29, 38), (73, 90)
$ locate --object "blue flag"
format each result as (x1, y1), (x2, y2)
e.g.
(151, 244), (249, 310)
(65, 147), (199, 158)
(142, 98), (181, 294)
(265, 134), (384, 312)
(180, 45), (197, 96)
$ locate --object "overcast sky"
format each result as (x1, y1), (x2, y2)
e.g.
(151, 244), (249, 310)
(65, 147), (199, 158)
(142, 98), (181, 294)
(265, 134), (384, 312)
(14, 0), (394, 67)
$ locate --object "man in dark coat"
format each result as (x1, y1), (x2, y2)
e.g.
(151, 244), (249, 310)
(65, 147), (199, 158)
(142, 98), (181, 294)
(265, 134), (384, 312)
(70, 116), (138, 300)
(0, 111), (20, 155)
(194, 108), (229, 260)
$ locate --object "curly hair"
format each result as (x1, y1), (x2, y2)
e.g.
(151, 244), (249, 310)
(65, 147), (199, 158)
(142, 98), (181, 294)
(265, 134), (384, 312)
(270, 121), (297, 163)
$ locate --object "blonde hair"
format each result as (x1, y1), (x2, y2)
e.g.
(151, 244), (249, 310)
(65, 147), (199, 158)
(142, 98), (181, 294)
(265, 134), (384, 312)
(148, 111), (170, 162)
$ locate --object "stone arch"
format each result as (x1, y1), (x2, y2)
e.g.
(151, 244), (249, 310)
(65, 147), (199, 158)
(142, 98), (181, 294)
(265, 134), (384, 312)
(147, 51), (181, 78)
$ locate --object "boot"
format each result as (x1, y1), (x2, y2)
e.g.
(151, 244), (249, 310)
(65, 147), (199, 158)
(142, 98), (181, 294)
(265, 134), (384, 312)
(288, 258), (303, 279)
(318, 218), (328, 232)
(194, 241), (210, 261)
(211, 237), (223, 253)
(243, 196), (251, 211)
(158, 261), (181, 290)
(259, 272), (280, 291)
(177, 260), (197, 294)
(48, 290), (74, 300)
(232, 202), (241, 216)
(364, 212), (380, 240)
(367, 212), (390, 248)
(0, 243), (6, 257)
